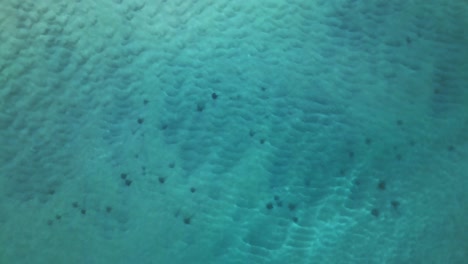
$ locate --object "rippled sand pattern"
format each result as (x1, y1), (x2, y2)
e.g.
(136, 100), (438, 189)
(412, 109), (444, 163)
(0, 1), (467, 263)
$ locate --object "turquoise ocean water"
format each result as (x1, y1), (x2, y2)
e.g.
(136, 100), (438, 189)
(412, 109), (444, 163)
(0, 1), (467, 263)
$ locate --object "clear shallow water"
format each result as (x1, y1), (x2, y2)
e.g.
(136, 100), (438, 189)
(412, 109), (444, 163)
(0, 1), (467, 263)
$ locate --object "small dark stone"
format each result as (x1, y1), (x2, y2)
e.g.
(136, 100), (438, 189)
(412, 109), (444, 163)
(47, 189), (55, 195)
(273, 195), (280, 201)
(377, 180), (386, 191)
(143, 99), (149, 105)
(371, 208), (380, 217)
(260, 139), (265, 144)
(196, 103), (205, 112)
(168, 163), (175, 168)
(125, 179), (132, 186)
(448, 145), (455, 152)
(158, 177), (166, 184)
(161, 124), (168, 130)
(106, 206), (112, 213)
(81, 209), (86, 215)
(249, 130), (255, 137)
(72, 202), (79, 208)
(55, 215), (61, 220)
(211, 93), (218, 100)
(266, 202), (273, 210)
(288, 203), (297, 211)
(292, 216), (298, 223)
(120, 173), (127, 180)
(183, 217), (192, 225)
(365, 138), (372, 145)
(137, 118), (144, 124)
(190, 187), (196, 193)
(348, 151), (354, 158)
(391, 200), (400, 209)
(260, 87), (266, 91)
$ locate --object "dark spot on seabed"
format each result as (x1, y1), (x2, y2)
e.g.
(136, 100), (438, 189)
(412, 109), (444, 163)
(377, 180), (386, 191)
(396, 154), (402, 161)
(391, 200), (400, 209)
(196, 103), (205, 112)
(125, 179), (132, 186)
(159, 177), (166, 184)
(371, 208), (380, 217)
(288, 203), (297, 211)
(183, 215), (194, 225)
(406, 36), (411, 44)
